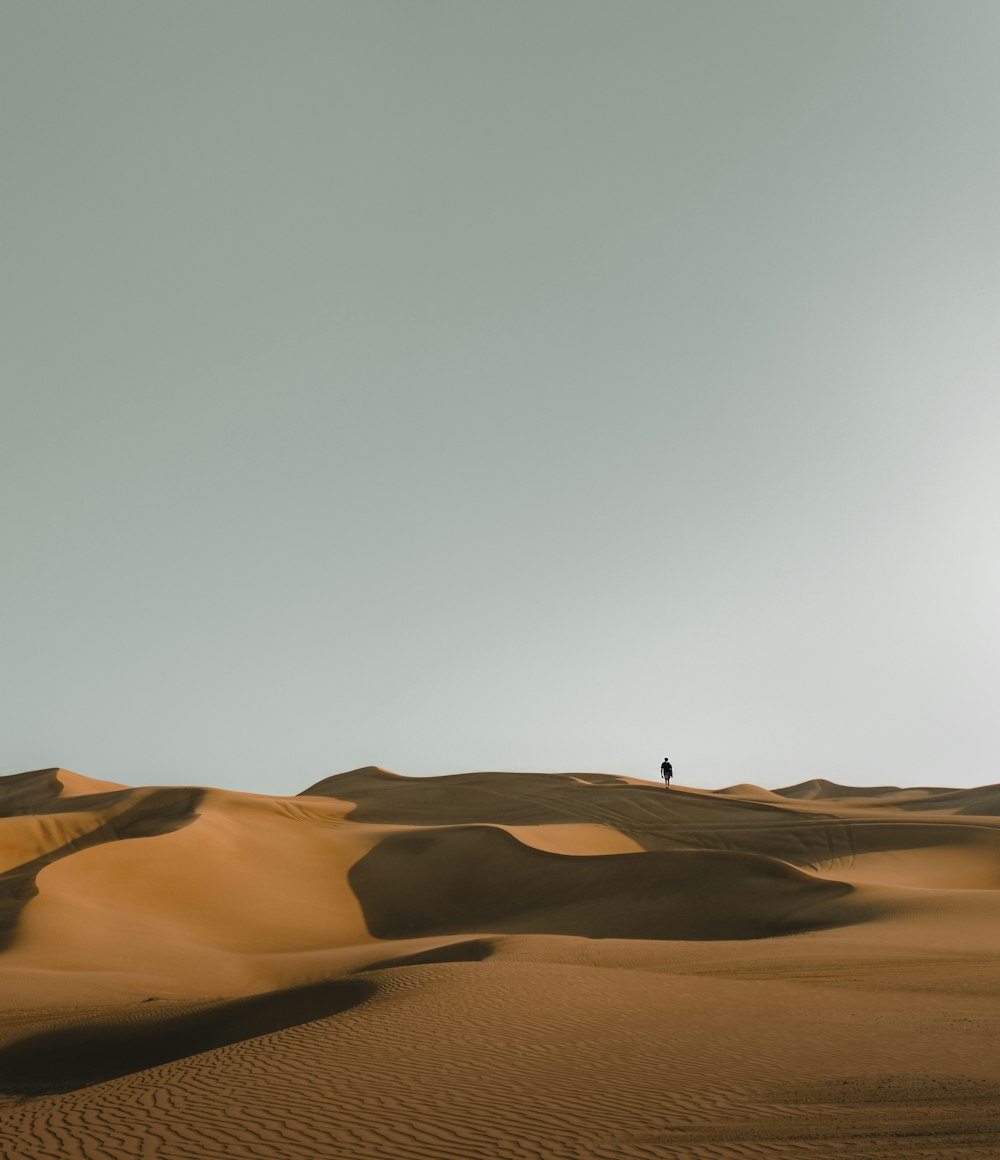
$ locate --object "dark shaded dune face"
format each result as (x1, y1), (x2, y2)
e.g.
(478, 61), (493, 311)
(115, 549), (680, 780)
(0, 769), (65, 815)
(775, 779), (909, 800)
(0, 786), (205, 951)
(774, 778), (1000, 817)
(0, 769), (132, 818)
(349, 826), (855, 942)
(304, 768), (606, 824)
(306, 771), (997, 881)
(302, 766), (404, 798)
(662, 818), (1000, 882)
(717, 783), (779, 797)
(0, 977), (376, 1095)
(773, 779), (978, 804)
(799, 822), (1000, 886)
(305, 769), (808, 834)
(894, 785), (1000, 816)
(8, 788), (134, 818)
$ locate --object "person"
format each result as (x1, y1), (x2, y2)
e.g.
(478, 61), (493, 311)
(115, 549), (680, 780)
(660, 757), (673, 787)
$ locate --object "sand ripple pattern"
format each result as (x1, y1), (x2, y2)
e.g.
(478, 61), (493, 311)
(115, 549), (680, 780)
(5, 768), (1000, 1158)
(5, 962), (1000, 1160)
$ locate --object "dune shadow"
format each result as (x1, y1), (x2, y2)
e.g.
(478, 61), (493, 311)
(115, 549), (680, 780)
(306, 771), (1000, 885)
(349, 826), (857, 943)
(303, 768), (808, 834)
(0, 977), (376, 1095)
(1, 769), (73, 815)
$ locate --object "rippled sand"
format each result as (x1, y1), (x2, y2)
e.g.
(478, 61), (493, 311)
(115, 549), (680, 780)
(3, 765), (1000, 1158)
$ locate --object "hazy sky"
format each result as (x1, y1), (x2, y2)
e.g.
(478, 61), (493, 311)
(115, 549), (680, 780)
(2, 2), (998, 794)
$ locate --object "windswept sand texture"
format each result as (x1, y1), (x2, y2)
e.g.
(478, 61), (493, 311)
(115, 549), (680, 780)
(3, 766), (1000, 1158)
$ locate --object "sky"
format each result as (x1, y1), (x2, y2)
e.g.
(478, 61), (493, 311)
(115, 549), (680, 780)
(2, 1), (998, 794)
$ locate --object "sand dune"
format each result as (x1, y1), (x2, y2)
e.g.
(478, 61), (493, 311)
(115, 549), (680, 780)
(0, 977), (375, 1095)
(349, 826), (855, 941)
(773, 777), (1000, 819)
(3, 764), (1000, 1157)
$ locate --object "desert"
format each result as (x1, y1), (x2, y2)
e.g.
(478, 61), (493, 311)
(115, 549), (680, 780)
(6, 1), (999, 1157)
(2, 764), (1000, 1158)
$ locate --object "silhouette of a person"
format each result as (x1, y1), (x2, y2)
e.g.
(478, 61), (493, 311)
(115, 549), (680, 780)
(660, 757), (673, 788)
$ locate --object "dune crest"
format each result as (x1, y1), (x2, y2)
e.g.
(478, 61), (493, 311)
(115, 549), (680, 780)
(4, 766), (1000, 1157)
(1, 764), (997, 1006)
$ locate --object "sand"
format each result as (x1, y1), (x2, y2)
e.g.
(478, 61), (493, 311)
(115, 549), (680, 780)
(2, 765), (1000, 1158)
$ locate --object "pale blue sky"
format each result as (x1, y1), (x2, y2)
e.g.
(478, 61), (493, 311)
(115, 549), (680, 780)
(2, 2), (998, 792)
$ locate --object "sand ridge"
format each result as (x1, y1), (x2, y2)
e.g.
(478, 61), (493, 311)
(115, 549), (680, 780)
(3, 764), (1000, 1157)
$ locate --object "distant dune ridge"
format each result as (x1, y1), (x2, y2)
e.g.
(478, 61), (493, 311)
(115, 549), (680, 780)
(3, 765), (1000, 1158)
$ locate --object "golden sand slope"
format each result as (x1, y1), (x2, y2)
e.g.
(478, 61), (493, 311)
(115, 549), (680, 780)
(2, 765), (1000, 1158)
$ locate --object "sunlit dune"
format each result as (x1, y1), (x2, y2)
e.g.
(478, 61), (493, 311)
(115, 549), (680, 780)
(3, 765), (1000, 1158)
